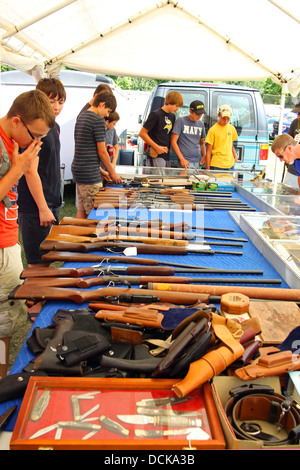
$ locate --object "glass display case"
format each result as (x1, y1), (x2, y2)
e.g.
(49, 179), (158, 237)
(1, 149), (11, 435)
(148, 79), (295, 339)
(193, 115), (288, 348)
(115, 166), (258, 183)
(10, 377), (225, 450)
(235, 180), (300, 216)
(239, 214), (300, 288)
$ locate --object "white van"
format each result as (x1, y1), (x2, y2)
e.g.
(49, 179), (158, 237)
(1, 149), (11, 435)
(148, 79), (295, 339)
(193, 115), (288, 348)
(0, 70), (129, 181)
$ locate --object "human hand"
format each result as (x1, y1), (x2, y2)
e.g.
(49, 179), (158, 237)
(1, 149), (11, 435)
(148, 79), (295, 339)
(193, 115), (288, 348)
(180, 158), (189, 170)
(11, 141), (42, 175)
(39, 207), (56, 227)
(156, 145), (168, 155)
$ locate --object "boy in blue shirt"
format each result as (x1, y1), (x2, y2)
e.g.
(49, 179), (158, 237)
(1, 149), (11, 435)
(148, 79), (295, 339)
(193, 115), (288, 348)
(171, 100), (206, 169)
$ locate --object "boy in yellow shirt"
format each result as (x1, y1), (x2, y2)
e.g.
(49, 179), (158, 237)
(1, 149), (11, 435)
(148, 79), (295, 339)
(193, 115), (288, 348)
(205, 104), (238, 170)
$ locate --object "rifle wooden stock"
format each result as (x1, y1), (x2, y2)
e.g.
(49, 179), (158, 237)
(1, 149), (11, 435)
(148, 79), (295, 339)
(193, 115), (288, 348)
(40, 239), (196, 255)
(22, 276), (190, 288)
(20, 265), (176, 279)
(40, 251), (175, 265)
(51, 223), (242, 242)
(51, 223), (192, 240)
(44, 233), (243, 248)
(60, 217), (190, 232)
(22, 275), (281, 288)
(45, 234), (190, 247)
(9, 285), (212, 304)
(149, 283), (300, 302)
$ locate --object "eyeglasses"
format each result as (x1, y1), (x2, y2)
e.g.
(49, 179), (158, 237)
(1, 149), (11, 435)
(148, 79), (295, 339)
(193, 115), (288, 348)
(277, 145), (288, 160)
(19, 117), (46, 141)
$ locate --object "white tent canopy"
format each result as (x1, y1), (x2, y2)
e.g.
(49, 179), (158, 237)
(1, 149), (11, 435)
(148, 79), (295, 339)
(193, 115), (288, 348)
(0, 0), (300, 91)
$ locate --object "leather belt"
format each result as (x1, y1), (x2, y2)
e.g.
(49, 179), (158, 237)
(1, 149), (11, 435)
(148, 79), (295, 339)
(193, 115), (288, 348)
(224, 384), (300, 446)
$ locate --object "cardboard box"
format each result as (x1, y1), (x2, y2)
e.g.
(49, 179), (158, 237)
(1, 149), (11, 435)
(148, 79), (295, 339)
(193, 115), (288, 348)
(212, 376), (300, 450)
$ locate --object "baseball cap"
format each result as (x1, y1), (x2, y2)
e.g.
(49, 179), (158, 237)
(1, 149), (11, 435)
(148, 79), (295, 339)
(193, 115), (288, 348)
(291, 102), (300, 113)
(190, 100), (207, 115)
(219, 104), (232, 118)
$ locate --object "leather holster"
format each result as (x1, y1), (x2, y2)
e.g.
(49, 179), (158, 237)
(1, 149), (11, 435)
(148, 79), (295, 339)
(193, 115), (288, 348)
(235, 346), (300, 381)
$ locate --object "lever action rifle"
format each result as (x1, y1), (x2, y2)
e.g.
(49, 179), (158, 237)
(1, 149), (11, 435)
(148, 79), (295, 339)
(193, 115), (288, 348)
(9, 285), (215, 305)
(20, 264), (264, 278)
(39, 239), (243, 256)
(21, 275), (281, 288)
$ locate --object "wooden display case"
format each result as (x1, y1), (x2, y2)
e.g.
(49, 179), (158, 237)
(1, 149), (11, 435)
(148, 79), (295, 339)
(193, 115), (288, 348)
(10, 377), (225, 450)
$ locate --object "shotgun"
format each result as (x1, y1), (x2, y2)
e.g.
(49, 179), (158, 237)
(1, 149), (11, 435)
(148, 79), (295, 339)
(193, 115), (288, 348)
(20, 264), (264, 279)
(93, 201), (256, 212)
(59, 216), (234, 233)
(21, 275), (281, 289)
(147, 283), (300, 302)
(8, 285), (214, 305)
(60, 217), (192, 231)
(51, 223), (246, 242)
(39, 239), (243, 256)
(61, 216), (236, 234)
(44, 233), (244, 247)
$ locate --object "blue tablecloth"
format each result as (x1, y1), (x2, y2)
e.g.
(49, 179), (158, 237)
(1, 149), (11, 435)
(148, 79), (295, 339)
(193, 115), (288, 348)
(0, 190), (290, 430)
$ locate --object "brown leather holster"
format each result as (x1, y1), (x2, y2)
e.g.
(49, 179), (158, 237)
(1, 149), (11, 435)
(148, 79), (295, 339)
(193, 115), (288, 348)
(172, 314), (245, 398)
(234, 346), (300, 380)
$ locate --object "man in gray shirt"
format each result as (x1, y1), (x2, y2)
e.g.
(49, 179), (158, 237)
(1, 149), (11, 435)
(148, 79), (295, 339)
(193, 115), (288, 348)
(171, 100), (206, 169)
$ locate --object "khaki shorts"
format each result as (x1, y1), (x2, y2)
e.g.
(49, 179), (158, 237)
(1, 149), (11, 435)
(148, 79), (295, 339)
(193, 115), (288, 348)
(76, 183), (103, 215)
(0, 244), (26, 337)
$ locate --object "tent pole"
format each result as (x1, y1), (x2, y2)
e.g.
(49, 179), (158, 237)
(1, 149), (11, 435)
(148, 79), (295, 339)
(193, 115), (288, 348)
(274, 82), (287, 184)
(1, 0), (78, 40)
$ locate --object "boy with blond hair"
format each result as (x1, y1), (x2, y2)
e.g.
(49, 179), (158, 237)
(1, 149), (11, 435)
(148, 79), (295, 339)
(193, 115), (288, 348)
(139, 91), (183, 167)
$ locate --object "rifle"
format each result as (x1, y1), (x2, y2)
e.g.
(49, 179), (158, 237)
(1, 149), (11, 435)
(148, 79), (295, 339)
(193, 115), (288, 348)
(147, 283), (300, 302)
(9, 285), (215, 305)
(21, 275), (281, 289)
(93, 200), (256, 212)
(60, 216), (236, 234)
(44, 233), (244, 248)
(52, 223), (245, 242)
(39, 239), (243, 256)
(20, 264), (264, 279)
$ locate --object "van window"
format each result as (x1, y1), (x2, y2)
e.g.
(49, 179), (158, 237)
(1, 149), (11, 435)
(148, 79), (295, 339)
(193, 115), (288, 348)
(167, 88), (209, 130)
(211, 92), (255, 134)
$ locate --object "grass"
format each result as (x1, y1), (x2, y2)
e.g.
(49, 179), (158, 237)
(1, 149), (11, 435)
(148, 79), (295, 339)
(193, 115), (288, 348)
(8, 184), (77, 371)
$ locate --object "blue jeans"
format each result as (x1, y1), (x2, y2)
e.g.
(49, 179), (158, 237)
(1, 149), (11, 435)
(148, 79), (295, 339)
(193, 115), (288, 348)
(210, 165), (235, 171)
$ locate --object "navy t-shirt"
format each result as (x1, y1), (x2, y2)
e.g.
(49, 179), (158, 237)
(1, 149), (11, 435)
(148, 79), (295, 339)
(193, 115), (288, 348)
(18, 123), (62, 212)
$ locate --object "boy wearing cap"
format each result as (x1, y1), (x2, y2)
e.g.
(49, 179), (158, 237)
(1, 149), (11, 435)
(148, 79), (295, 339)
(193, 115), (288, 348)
(205, 104), (238, 170)
(171, 100), (206, 169)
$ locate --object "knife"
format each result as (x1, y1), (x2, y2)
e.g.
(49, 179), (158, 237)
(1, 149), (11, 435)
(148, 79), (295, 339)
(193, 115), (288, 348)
(135, 427), (202, 438)
(117, 414), (202, 427)
(135, 395), (197, 408)
(136, 407), (202, 418)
